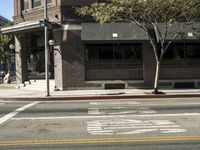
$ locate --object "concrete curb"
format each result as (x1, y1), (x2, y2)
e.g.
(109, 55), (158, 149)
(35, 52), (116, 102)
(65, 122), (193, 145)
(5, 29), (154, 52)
(1, 93), (200, 101)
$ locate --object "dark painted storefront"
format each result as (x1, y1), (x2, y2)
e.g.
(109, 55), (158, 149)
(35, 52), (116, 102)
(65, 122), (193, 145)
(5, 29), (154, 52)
(81, 23), (200, 89)
(82, 23), (145, 82)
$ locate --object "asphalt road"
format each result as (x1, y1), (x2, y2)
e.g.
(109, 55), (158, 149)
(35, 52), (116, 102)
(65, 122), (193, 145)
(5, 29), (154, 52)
(0, 98), (200, 149)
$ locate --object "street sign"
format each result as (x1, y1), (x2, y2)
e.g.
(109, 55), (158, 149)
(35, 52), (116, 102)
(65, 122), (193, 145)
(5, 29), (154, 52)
(40, 20), (52, 30)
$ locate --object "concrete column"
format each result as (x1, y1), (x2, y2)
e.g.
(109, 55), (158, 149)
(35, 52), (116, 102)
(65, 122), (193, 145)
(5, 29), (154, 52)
(14, 0), (18, 16)
(15, 35), (28, 87)
(41, 0), (44, 6)
(29, 0), (33, 9)
(17, 0), (21, 15)
(143, 42), (156, 88)
(61, 25), (85, 90)
(53, 30), (63, 90)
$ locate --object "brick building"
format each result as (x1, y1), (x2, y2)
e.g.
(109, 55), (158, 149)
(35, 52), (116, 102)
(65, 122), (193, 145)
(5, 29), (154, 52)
(1, 0), (200, 90)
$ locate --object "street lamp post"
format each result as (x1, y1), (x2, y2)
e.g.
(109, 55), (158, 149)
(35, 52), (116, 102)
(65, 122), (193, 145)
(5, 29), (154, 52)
(44, 0), (50, 96)
(9, 44), (15, 51)
(48, 39), (55, 49)
(9, 44), (15, 74)
(49, 39), (55, 79)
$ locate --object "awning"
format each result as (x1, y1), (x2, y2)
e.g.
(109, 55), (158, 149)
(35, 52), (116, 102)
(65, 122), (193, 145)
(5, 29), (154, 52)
(1, 21), (59, 34)
(156, 23), (200, 41)
(81, 23), (148, 41)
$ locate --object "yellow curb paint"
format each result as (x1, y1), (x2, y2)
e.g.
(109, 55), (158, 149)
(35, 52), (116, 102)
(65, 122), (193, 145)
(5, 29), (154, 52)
(0, 136), (200, 146)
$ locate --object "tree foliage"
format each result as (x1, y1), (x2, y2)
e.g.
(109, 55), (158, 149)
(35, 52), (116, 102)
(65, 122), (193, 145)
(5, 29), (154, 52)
(0, 23), (13, 71)
(76, 0), (200, 93)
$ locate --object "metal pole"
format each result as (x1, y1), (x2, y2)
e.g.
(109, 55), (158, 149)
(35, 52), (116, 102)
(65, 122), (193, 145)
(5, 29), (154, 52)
(44, 0), (50, 96)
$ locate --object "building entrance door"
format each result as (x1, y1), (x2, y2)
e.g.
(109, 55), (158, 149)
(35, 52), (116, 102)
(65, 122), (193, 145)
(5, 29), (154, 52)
(27, 33), (54, 79)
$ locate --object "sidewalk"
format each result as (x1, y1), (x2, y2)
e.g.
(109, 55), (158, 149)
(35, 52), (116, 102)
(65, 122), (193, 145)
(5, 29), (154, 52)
(0, 83), (200, 101)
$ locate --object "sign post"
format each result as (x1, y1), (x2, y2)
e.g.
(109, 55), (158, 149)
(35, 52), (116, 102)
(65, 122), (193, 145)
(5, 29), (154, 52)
(44, 0), (50, 96)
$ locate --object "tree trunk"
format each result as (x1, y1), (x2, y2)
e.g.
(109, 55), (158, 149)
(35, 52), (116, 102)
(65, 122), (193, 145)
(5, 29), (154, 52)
(153, 61), (160, 94)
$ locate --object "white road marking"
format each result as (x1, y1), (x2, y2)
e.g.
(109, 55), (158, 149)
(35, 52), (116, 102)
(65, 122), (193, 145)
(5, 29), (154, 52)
(0, 100), (37, 103)
(11, 113), (200, 120)
(89, 102), (98, 105)
(0, 101), (39, 125)
(89, 101), (157, 115)
(160, 128), (187, 133)
(0, 103), (5, 106)
(117, 128), (187, 134)
(117, 129), (158, 134)
(87, 119), (186, 135)
(109, 111), (137, 115)
(112, 107), (127, 109)
(88, 108), (106, 115)
(90, 101), (140, 106)
(106, 108), (157, 115)
(140, 111), (157, 114)
(139, 103), (200, 107)
(90, 132), (113, 135)
(103, 125), (181, 130)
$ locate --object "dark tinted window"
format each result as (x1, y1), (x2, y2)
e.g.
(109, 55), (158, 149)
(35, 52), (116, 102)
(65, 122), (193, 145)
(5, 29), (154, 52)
(33, 0), (41, 8)
(185, 43), (200, 58)
(86, 43), (142, 61)
(164, 42), (200, 59)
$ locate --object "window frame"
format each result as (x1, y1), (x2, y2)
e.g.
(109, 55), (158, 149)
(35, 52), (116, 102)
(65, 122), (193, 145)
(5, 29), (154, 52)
(32, 0), (41, 8)
(164, 42), (200, 59)
(86, 43), (143, 62)
(47, 0), (52, 4)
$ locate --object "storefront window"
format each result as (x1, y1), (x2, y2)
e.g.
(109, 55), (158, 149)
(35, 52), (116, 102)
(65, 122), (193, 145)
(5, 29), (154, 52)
(185, 43), (200, 58)
(164, 42), (200, 59)
(32, 0), (41, 8)
(164, 43), (184, 59)
(86, 43), (142, 61)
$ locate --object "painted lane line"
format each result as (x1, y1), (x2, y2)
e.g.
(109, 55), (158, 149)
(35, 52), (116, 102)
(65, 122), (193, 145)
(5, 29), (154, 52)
(109, 111), (138, 115)
(160, 128), (187, 133)
(112, 107), (128, 109)
(0, 101), (39, 125)
(88, 108), (106, 115)
(90, 133), (113, 135)
(11, 112), (200, 120)
(102, 125), (181, 129)
(90, 101), (140, 105)
(137, 103), (200, 107)
(1, 136), (200, 146)
(89, 102), (98, 105)
(88, 105), (157, 115)
(140, 111), (157, 114)
(116, 129), (187, 134)
(87, 120), (175, 126)
(117, 129), (158, 134)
